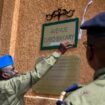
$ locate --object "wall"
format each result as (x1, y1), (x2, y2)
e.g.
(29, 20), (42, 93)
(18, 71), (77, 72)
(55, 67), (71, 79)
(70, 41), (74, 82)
(0, 0), (15, 55)
(0, 0), (4, 28)
(0, 0), (105, 105)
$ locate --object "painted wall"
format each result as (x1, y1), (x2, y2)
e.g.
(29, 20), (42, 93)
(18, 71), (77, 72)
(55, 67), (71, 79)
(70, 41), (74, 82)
(0, 0), (105, 105)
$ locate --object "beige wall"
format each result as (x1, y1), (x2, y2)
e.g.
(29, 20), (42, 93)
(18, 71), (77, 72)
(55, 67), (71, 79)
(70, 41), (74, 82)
(0, 0), (4, 28)
(0, 0), (105, 105)
(0, 0), (15, 55)
(14, 0), (105, 83)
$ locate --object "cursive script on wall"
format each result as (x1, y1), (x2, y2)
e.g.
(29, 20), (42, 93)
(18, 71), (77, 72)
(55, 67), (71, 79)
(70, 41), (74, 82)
(46, 8), (75, 21)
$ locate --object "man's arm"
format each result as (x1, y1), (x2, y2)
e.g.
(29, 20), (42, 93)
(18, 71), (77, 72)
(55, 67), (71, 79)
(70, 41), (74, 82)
(9, 52), (60, 95)
(9, 41), (71, 95)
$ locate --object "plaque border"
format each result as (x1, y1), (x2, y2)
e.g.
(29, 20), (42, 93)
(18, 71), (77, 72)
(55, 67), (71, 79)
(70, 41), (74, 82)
(40, 18), (79, 50)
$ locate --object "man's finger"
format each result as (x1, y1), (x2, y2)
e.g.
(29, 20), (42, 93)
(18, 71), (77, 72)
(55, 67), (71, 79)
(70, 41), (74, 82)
(65, 40), (72, 44)
(62, 42), (72, 46)
(66, 44), (73, 47)
(66, 45), (72, 49)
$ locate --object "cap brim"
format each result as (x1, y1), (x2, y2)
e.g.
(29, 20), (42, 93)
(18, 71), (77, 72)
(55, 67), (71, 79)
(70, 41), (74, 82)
(80, 19), (94, 29)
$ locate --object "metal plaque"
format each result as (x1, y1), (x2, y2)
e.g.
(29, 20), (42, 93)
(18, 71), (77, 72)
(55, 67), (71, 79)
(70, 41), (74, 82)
(40, 18), (79, 50)
(32, 55), (80, 95)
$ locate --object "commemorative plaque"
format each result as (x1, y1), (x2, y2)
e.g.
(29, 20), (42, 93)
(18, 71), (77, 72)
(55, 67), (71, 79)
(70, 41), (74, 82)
(32, 55), (80, 95)
(40, 18), (79, 50)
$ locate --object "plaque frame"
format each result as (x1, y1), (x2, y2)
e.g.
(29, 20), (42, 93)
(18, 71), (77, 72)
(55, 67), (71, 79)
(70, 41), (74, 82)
(40, 18), (79, 50)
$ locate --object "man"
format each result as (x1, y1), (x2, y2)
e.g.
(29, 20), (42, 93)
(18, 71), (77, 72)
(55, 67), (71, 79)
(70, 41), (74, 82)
(0, 41), (71, 105)
(63, 12), (105, 105)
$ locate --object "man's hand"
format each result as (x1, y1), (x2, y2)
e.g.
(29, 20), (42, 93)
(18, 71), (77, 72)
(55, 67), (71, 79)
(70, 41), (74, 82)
(58, 41), (72, 54)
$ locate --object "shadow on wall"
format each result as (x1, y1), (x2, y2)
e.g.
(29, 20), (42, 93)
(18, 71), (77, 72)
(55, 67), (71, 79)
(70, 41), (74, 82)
(0, 0), (4, 29)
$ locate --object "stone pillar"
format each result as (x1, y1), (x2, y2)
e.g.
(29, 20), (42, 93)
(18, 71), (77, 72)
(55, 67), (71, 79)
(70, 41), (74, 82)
(9, 0), (21, 57)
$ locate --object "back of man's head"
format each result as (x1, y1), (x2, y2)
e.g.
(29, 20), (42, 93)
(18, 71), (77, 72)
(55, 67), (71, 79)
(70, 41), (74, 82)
(0, 55), (17, 80)
(80, 12), (105, 69)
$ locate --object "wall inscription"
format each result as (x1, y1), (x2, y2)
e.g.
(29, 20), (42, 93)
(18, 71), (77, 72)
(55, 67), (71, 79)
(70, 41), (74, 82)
(32, 56), (80, 95)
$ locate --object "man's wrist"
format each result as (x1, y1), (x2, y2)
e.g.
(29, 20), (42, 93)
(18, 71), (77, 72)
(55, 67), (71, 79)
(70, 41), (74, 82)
(52, 52), (61, 59)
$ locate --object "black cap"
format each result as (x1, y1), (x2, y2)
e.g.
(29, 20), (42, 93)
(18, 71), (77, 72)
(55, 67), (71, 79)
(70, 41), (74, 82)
(80, 12), (105, 36)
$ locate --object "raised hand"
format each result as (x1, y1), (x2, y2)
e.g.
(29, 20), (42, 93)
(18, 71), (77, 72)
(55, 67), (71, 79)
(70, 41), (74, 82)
(58, 41), (72, 54)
